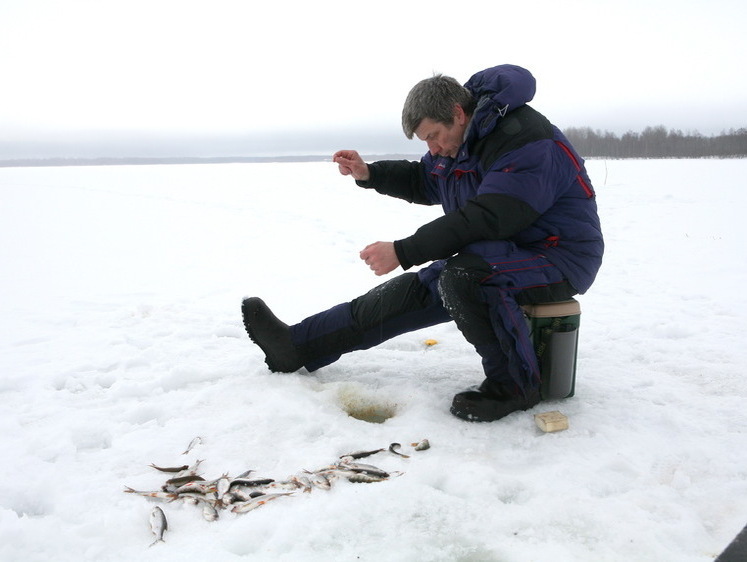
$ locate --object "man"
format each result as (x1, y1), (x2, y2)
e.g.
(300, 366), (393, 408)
(242, 64), (603, 422)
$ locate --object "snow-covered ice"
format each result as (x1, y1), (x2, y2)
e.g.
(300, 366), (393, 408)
(1, 158), (746, 561)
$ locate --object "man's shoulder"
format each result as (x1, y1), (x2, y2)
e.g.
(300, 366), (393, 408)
(473, 106), (555, 171)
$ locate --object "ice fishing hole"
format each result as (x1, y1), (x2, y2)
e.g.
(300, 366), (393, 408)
(336, 385), (398, 424)
(346, 404), (397, 424)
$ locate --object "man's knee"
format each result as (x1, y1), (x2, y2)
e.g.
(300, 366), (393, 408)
(438, 254), (496, 345)
(443, 253), (493, 275)
(350, 272), (431, 329)
(438, 254), (492, 305)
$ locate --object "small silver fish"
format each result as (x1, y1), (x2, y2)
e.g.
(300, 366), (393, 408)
(184, 459), (204, 474)
(229, 477), (275, 489)
(173, 481), (217, 495)
(220, 491), (239, 506)
(164, 460), (205, 481)
(124, 487), (177, 500)
(149, 463), (189, 473)
(339, 448), (384, 460)
(180, 495), (199, 506)
(266, 479), (304, 492)
(326, 469), (388, 484)
(290, 474), (312, 493)
(388, 443), (410, 458)
(202, 502), (219, 522)
(231, 492), (293, 514)
(149, 506), (167, 546)
(337, 462), (390, 478)
(166, 474), (206, 486)
(182, 436), (203, 455)
(306, 471), (331, 490)
(412, 439), (431, 451)
(347, 472), (388, 484)
(230, 488), (265, 502)
(177, 492), (218, 506)
(215, 475), (231, 501)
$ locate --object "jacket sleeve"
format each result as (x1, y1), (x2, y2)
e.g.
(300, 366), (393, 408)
(355, 160), (436, 205)
(393, 193), (540, 270)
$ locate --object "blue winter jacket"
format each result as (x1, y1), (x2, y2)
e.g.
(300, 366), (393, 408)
(358, 65), (604, 293)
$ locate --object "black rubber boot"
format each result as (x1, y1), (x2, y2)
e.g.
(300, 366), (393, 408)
(450, 378), (541, 422)
(241, 297), (304, 373)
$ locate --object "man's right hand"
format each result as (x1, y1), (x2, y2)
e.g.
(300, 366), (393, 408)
(332, 150), (370, 182)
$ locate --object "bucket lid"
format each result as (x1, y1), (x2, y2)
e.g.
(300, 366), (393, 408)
(521, 299), (581, 318)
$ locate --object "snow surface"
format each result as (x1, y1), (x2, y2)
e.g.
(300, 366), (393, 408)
(1, 158), (746, 562)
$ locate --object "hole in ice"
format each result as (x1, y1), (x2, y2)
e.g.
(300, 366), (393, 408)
(346, 404), (396, 424)
(335, 384), (398, 424)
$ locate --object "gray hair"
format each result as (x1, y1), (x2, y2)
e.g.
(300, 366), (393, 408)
(401, 74), (476, 139)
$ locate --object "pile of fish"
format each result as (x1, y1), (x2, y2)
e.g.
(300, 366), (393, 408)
(125, 437), (430, 546)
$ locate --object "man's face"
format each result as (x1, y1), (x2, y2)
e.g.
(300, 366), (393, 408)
(414, 105), (469, 158)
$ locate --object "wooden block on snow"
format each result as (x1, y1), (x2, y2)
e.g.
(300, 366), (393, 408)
(535, 411), (569, 433)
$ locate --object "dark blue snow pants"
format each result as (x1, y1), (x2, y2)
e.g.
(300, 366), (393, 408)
(289, 245), (576, 396)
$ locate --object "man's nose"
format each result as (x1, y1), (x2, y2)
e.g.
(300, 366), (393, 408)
(427, 141), (440, 155)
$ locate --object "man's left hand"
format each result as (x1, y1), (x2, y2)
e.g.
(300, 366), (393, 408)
(360, 242), (399, 276)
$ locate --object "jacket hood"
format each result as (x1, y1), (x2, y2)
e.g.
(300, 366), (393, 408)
(464, 65), (537, 141)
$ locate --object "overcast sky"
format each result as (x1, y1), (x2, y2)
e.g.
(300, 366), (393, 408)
(1, 0), (745, 158)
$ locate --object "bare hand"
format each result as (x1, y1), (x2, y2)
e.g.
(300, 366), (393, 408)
(333, 150), (370, 182)
(360, 242), (399, 276)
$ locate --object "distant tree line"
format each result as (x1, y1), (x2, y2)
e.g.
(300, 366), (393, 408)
(563, 126), (747, 158)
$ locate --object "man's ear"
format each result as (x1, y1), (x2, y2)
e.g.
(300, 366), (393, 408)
(453, 104), (468, 125)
